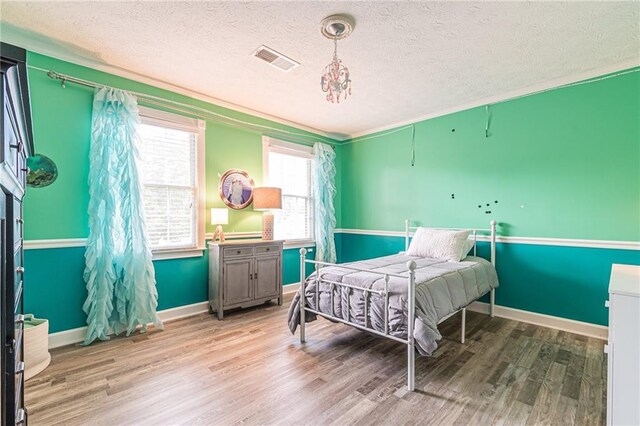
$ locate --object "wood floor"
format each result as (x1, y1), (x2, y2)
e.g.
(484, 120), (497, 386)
(25, 294), (606, 425)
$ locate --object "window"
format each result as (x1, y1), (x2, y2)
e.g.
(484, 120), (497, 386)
(138, 107), (205, 254)
(263, 137), (314, 242)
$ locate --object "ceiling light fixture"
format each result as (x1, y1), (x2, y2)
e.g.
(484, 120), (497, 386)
(320, 15), (355, 103)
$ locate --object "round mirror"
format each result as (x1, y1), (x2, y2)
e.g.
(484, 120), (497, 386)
(218, 169), (254, 210)
(27, 154), (58, 188)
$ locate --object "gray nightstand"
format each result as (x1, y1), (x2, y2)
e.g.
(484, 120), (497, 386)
(208, 239), (284, 320)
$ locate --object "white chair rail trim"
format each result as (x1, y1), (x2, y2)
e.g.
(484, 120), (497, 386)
(24, 238), (88, 250)
(24, 232), (264, 250)
(27, 231), (637, 252)
(26, 232), (316, 251)
(335, 228), (640, 251)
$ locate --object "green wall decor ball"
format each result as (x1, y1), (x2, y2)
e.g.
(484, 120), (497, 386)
(27, 154), (58, 188)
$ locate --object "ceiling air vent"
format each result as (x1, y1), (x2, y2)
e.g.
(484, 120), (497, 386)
(253, 45), (299, 72)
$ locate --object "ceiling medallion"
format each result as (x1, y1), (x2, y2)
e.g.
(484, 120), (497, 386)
(320, 14), (355, 103)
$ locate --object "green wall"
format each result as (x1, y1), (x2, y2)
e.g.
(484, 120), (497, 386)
(337, 69), (640, 327)
(20, 49), (640, 334)
(341, 70), (640, 241)
(21, 52), (338, 332)
(24, 52), (339, 239)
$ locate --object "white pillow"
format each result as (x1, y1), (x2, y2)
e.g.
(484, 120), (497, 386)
(461, 239), (475, 259)
(407, 228), (471, 262)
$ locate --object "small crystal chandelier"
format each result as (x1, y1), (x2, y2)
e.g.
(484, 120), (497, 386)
(320, 15), (355, 103)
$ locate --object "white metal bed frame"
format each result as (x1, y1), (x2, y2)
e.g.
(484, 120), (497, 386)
(298, 220), (497, 391)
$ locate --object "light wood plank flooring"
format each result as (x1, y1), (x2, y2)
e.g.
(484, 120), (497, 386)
(26, 295), (606, 425)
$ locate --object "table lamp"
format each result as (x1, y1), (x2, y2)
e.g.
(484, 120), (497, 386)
(211, 208), (229, 242)
(253, 187), (282, 240)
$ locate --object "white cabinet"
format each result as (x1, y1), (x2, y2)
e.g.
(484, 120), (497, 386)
(606, 264), (640, 426)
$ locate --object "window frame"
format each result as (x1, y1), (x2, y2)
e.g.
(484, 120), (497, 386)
(262, 136), (315, 248)
(138, 106), (206, 260)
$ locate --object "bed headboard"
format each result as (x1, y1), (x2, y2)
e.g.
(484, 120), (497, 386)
(404, 220), (498, 266)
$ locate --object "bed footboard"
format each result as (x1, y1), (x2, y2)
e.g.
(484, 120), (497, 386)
(298, 249), (417, 390)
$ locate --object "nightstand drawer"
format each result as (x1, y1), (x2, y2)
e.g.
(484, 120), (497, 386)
(224, 247), (253, 258)
(255, 245), (280, 256)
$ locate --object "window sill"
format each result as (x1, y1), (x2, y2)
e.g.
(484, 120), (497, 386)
(152, 247), (205, 261)
(283, 240), (316, 250)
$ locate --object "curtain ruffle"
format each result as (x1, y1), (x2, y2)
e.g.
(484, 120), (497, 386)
(313, 142), (337, 263)
(83, 87), (163, 345)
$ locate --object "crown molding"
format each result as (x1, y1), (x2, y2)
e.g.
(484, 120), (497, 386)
(347, 59), (640, 141)
(3, 28), (637, 143)
(2, 31), (343, 142)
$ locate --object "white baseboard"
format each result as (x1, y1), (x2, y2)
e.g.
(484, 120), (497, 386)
(48, 301), (209, 349)
(49, 289), (304, 349)
(156, 301), (209, 322)
(284, 283), (607, 339)
(48, 327), (87, 350)
(467, 301), (608, 340)
(283, 283), (300, 294)
(48, 294), (608, 349)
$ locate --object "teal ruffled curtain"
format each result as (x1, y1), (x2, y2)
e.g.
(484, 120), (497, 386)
(313, 142), (337, 263)
(83, 87), (163, 345)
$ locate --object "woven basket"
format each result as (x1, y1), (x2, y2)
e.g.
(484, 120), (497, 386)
(23, 314), (51, 380)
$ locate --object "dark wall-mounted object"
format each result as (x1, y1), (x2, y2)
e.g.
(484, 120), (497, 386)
(1, 42), (34, 425)
(27, 154), (58, 188)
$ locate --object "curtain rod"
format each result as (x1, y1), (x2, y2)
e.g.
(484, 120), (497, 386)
(27, 66), (338, 147)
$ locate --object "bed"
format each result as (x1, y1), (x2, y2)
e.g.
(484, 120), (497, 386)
(287, 220), (499, 391)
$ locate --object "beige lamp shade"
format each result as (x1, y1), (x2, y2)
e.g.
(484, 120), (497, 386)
(253, 187), (282, 211)
(210, 208), (229, 225)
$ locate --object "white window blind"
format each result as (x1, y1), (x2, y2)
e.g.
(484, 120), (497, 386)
(264, 138), (314, 241)
(139, 108), (202, 251)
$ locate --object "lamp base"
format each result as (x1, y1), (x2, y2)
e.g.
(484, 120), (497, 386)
(262, 212), (274, 240)
(213, 224), (225, 242)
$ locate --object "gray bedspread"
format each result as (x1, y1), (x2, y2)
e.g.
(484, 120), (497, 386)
(287, 254), (499, 356)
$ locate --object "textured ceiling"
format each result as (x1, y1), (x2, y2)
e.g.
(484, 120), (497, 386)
(1, 1), (638, 139)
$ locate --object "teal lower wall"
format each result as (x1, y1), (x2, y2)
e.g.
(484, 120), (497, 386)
(25, 247), (89, 333)
(27, 233), (639, 333)
(337, 233), (640, 326)
(25, 245), (313, 333)
(282, 247), (316, 285)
